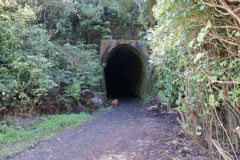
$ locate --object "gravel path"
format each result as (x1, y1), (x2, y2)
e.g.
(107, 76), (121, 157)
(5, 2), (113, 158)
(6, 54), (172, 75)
(9, 100), (208, 160)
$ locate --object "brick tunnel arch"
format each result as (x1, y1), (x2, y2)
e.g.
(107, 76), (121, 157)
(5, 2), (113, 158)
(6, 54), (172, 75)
(101, 43), (150, 98)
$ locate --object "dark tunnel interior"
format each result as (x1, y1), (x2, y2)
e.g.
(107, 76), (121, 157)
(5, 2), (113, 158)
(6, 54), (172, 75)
(104, 45), (144, 98)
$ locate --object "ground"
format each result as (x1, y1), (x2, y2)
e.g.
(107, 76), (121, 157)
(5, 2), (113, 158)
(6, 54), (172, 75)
(8, 100), (209, 160)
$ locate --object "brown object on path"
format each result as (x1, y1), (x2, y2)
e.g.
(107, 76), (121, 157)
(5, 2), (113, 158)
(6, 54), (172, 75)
(112, 99), (118, 106)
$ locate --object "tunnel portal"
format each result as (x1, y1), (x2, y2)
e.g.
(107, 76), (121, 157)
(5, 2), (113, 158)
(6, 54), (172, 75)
(104, 45), (144, 98)
(100, 39), (151, 99)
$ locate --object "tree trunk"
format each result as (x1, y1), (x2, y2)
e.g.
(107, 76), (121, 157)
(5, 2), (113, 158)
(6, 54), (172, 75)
(149, 0), (155, 27)
(88, 31), (91, 44)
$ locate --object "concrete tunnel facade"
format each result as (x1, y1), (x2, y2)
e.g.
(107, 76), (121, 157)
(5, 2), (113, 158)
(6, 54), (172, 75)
(100, 39), (151, 98)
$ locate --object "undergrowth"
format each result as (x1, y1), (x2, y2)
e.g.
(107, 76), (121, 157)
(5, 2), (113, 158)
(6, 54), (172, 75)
(147, 0), (240, 158)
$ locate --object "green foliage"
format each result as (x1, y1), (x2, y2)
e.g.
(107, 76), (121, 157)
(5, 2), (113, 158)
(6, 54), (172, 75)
(100, 0), (136, 12)
(100, 0), (153, 28)
(58, 43), (102, 89)
(78, 4), (111, 43)
(0, 3), (57, 113)
(0, 2), (102, 115)
(142, 95), (151, 104)
(40, 3), (74, 43)
(103, 6), (137, 26)
(66, 81), (81, 100)
(75, 3), (111, 43)
(96, 105), (113, 112)
(1, 0), (148, 115)
(147, 0), (240, 157)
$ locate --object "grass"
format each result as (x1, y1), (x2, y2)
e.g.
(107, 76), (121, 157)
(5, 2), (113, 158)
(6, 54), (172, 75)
(97, 105), (113, 112)
(0, 106), (113, 159)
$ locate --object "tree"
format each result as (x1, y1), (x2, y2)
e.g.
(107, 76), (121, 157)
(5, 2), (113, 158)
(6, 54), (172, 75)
(100, 0), (155, 28)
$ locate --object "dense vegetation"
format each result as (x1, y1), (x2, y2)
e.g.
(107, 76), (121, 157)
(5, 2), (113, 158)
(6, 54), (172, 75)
(0, 0), (154, 116)
(0, 1), (105, 116)
(0, 0), (143, 117)
(148, 0), (240, 159)
(1, 0), (240, 159)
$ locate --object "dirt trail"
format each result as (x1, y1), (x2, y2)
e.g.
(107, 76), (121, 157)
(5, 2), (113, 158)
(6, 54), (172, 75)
(9, 100), (208, 160)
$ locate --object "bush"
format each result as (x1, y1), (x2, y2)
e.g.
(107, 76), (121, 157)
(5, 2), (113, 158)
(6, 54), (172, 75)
(147, 0), (240, 158)
(0, 3), (57, 114)
(0, 2), (102, 116)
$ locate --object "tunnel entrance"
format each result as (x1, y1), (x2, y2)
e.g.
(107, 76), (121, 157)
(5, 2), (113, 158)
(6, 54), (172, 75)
(104, 44), (145, 98)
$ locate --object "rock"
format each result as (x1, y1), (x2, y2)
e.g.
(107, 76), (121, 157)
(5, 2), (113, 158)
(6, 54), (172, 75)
(146, 105), (158, 111)
(177, 130), (185, 138)
(91, 96), (103, 107)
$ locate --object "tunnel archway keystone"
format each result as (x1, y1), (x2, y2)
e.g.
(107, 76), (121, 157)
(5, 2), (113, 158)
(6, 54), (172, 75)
(100, 39), (151, 98)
